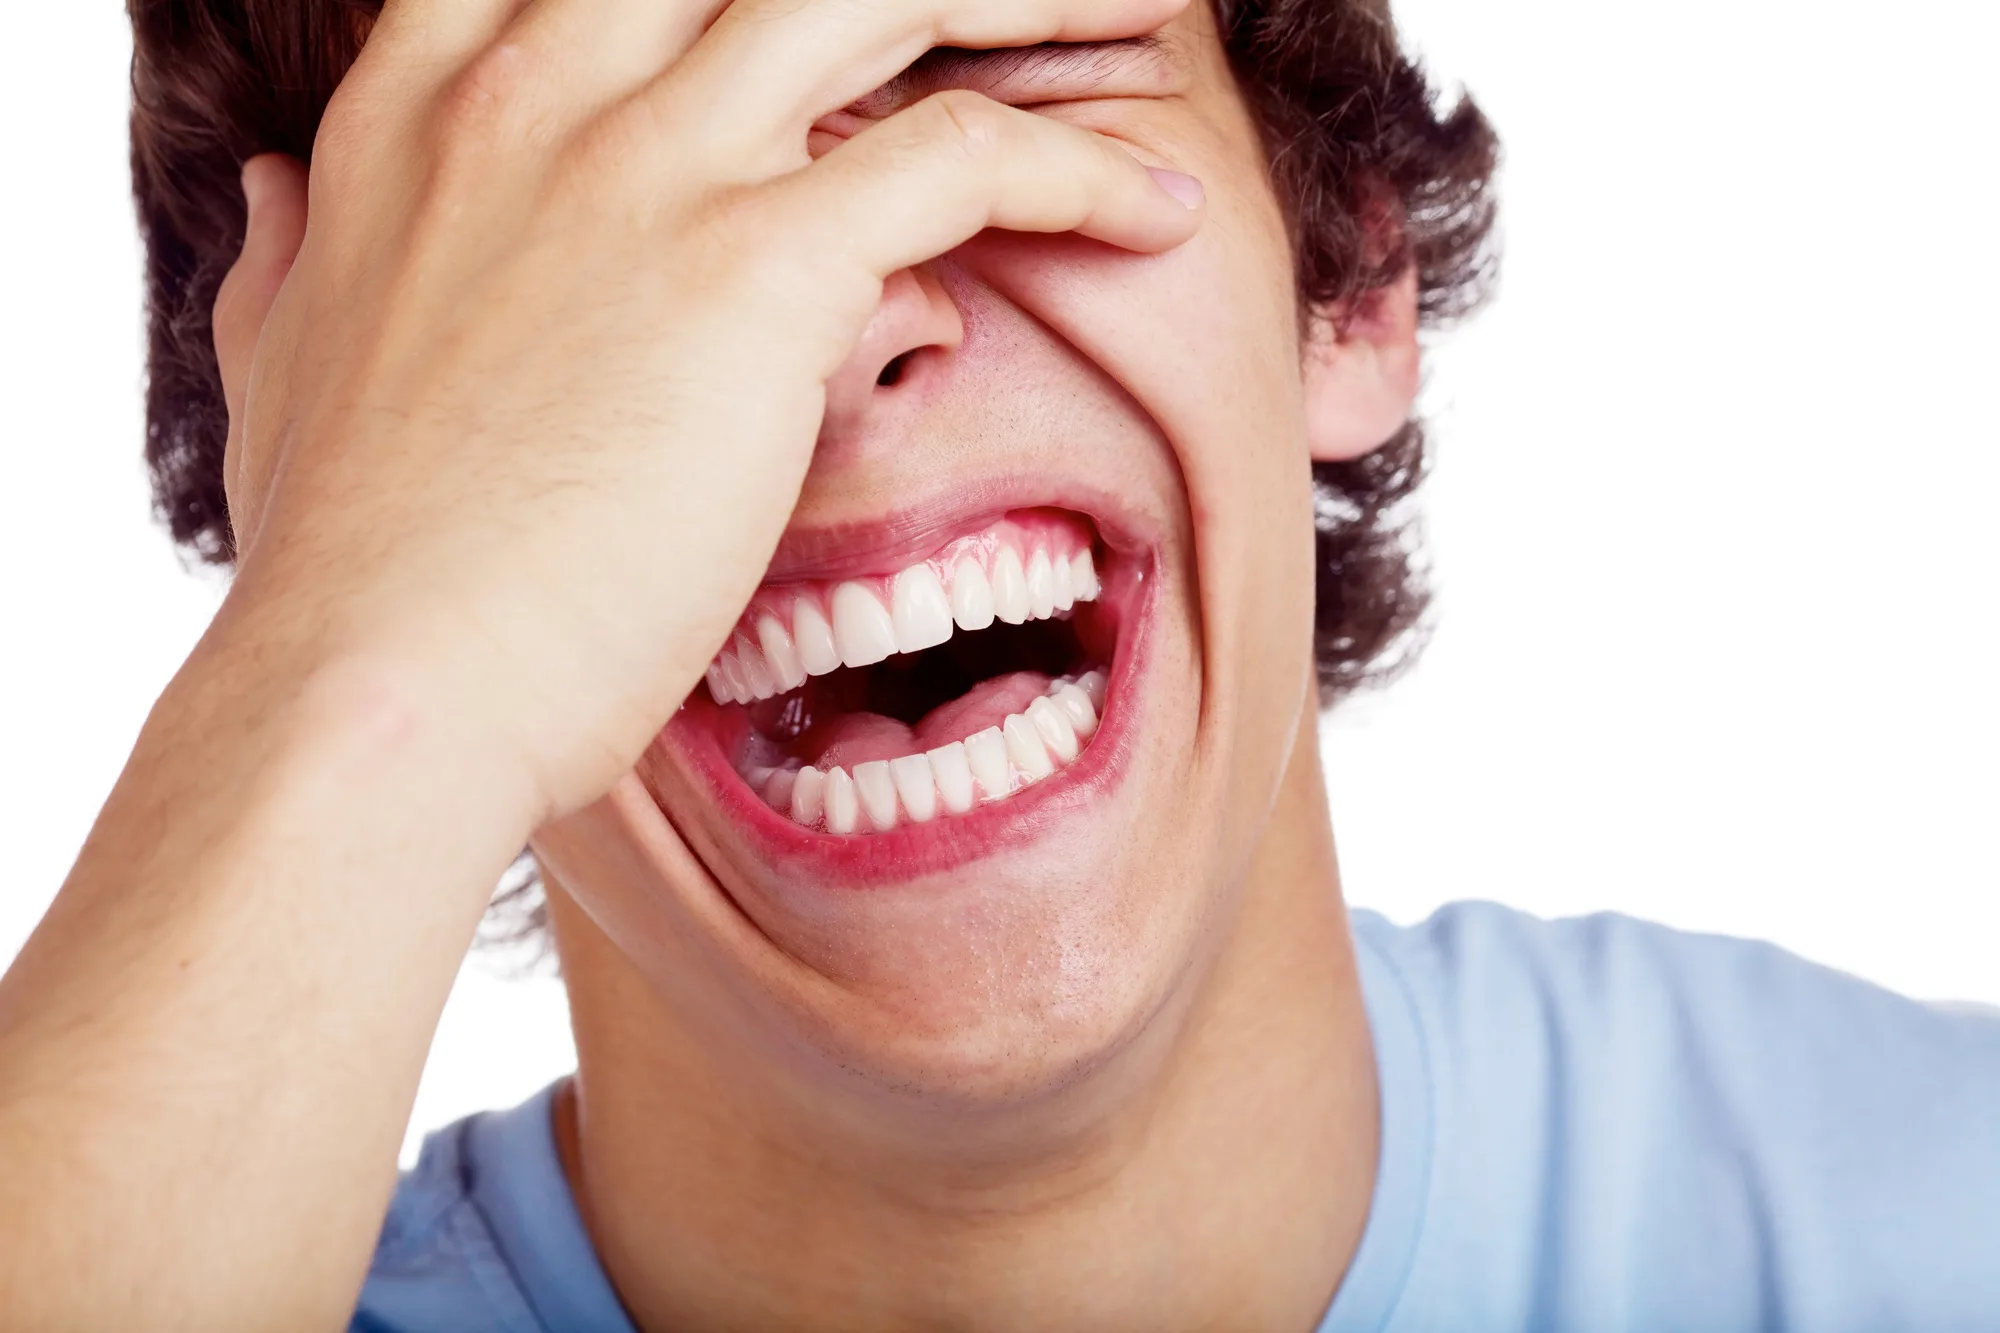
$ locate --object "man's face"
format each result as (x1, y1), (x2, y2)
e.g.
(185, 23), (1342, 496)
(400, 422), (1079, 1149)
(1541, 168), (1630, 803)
(534, 6), (1337, 1106)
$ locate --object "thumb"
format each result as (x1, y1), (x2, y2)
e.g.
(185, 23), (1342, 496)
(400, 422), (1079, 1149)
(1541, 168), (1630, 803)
(213, 153), (309, 550)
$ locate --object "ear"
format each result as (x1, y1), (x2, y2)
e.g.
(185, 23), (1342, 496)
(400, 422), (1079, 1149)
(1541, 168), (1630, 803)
(213, 153), (309, 549)
(214, 154), (309, 431)
(1302, 264), (1421, 463)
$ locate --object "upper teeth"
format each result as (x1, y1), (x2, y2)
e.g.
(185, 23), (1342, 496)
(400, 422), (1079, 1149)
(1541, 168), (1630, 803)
(707, 540), (1101, 706)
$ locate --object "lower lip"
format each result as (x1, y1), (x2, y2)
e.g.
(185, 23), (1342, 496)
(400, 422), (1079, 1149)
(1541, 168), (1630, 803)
(655, 568), (1155, 888)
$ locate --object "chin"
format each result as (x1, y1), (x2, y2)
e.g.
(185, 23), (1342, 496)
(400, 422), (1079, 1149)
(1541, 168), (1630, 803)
(602, 474), (1228, 1109)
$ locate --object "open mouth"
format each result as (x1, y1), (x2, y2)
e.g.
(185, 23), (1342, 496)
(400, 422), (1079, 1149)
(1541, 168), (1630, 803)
(691, 508), (1130, 838)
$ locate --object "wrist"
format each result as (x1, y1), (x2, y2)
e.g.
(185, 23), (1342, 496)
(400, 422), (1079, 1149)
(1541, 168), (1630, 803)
(0, 578), (549, 1329)
(165, 598), (550, 870)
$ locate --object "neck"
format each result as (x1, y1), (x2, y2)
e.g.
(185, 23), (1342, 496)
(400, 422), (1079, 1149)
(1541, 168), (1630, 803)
(549, 705), (1377, 1332)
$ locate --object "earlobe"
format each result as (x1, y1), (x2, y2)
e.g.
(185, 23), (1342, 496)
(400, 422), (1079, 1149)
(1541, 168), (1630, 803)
(1301, 264), (1421, 463)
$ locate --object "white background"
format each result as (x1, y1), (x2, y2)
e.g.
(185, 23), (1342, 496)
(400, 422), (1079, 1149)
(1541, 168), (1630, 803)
(3, 0), (1994, 1162)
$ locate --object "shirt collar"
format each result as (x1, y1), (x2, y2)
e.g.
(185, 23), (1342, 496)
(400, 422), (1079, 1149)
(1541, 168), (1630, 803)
(1315, 912), (1436, 1332)
(464, 1080), (638, 1333)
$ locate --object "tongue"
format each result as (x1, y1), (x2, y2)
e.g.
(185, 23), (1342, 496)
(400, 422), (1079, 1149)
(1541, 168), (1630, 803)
(807, 671), (1055, 770)
(914, 670), (1058, 749)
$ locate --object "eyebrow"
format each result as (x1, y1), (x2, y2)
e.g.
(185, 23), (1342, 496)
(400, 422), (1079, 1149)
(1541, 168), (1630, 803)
(857, 35), (1178, 113)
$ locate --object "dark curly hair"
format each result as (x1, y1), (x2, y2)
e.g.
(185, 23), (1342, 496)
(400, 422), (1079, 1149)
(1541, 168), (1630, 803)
(1221, 0), (1498, 700)
(126, 0), (1496, 951)
(127, 0), (1498, 707)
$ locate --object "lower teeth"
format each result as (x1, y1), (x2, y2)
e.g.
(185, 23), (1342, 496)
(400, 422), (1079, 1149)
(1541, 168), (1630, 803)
(742, 672), (1106, 836)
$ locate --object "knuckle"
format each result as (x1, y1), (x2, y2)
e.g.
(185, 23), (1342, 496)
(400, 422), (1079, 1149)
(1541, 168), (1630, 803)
(436, 43), (531, 143)
(574, 99), (709, 204)
(566, 112), (650, 196)
(433, 42), (571, 159)
(918, 90), (1006, 158)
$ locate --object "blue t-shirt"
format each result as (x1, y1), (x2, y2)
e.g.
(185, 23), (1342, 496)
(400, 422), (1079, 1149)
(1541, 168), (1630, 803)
(353, 904), (2000, 1331)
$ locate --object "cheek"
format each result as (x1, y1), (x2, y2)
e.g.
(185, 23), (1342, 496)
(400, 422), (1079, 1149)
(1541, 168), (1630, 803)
(958, 211), (1304, 525)
(955, 184), (1319, 853)
(958, 190), (1317, 665)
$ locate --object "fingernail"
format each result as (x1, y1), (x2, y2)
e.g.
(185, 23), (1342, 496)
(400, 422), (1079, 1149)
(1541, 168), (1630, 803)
(1147, 167), (1205, 210)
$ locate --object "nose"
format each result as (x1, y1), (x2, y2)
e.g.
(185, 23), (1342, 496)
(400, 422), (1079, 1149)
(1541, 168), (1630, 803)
(817, 264), (965, 455)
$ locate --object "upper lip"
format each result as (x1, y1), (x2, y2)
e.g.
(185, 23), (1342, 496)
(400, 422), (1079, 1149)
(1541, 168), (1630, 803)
(758, 474), (1160, 586)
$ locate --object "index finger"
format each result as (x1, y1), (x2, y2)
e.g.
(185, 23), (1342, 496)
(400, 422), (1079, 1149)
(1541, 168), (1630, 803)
(655, 0), (1193, 167)
(485, 0), (735, 125)
(357, 0), (530, 89)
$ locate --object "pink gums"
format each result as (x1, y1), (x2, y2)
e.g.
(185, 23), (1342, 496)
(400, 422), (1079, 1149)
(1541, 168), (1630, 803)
(727, 509), (1096, 644)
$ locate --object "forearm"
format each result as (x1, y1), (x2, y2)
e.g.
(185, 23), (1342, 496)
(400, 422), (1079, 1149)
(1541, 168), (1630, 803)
(0, 609), (540, 1329)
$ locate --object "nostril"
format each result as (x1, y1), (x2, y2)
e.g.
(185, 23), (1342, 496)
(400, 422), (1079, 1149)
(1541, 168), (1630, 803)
(877, 352), (914, 389)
